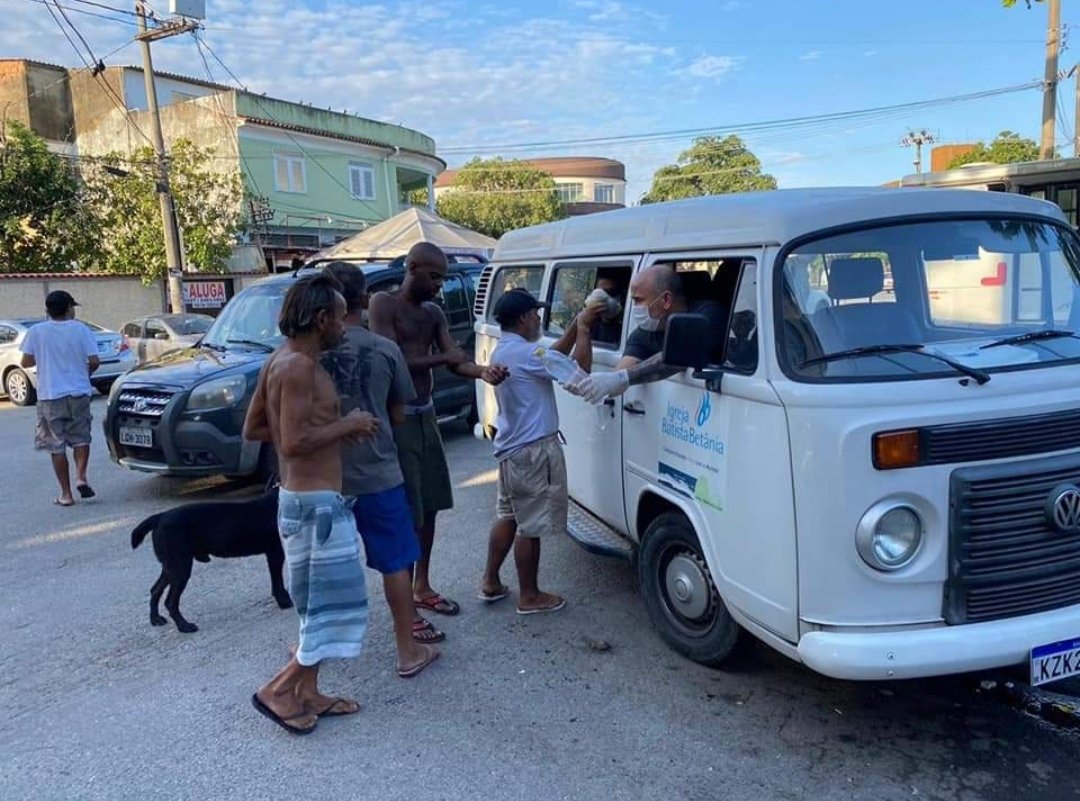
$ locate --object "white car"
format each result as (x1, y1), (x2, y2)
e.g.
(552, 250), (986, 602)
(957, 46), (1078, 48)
(0, 318), (136, 406)
(120, 314), (214, 364)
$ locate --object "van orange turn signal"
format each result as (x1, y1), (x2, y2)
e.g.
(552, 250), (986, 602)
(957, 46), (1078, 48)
(872, 430), (922, 470)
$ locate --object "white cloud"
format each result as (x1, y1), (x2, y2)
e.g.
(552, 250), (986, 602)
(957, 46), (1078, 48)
(681, 55), (742, 80)
(864, 49), (879, 57)
(800, 50), (822, 62)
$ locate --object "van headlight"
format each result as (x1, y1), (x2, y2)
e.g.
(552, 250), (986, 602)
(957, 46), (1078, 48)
(856, 502), (924, 571)
(186, 375), (247, 411)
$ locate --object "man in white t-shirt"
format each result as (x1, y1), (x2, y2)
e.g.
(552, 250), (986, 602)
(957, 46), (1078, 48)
(478, 289), (600, 615)
(19, 290), (101, 507)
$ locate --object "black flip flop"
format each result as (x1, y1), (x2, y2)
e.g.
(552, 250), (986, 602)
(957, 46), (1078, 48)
(251, 693), (316, 735)
(316, 698), (361, 718)
(76, 484), (96, 499)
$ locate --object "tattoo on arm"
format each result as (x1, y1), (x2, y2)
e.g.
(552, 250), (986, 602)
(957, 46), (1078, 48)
(626, 352), (682, 386)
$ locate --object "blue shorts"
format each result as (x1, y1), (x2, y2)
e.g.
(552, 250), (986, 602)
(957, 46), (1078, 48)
(351, 485), (421, 575)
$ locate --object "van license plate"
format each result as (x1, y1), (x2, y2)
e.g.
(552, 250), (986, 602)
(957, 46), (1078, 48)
(1030, 637), (1080, 686)
(119, 426), (152, 448)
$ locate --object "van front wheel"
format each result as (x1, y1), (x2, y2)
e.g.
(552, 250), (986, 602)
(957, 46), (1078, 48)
(638, 512), (741, 667)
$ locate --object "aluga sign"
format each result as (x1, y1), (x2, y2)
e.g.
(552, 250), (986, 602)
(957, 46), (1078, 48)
(472, 188), (1080, 684)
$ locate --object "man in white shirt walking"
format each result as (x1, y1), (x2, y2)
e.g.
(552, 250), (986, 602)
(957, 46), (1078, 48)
(479, 289), (599, 615)
(19, 290), (100, 507)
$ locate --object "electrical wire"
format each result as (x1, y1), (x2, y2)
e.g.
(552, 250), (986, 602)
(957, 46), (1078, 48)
(438, 81), (1043, 154)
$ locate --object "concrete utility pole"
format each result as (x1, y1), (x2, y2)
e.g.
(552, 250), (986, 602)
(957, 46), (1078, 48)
(135, 2), (198, 314)
(901, 130), (935, 174)
(1041, 0), (1062, 160)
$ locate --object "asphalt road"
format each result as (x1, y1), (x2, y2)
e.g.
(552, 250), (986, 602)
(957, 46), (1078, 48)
(0, 396), (1078, 801)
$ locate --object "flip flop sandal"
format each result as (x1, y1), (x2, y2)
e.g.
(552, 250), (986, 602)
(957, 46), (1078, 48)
(516, 598), (568, 616)
(415, 593), (461, 616)
(398, 648), (440, 679)
(76, 484), (96, 499)
(54, 498), (75, 507)
(477, 587), (510, 603)
(316, 698), (360, 718)
(251, 694), (317, 735)
(412, 618), (446, 643)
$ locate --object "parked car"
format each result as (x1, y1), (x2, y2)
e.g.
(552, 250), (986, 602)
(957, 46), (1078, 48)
(121, 313), (214, 364)
(0, 318), (135, 406)
(103, 259), (484, 479)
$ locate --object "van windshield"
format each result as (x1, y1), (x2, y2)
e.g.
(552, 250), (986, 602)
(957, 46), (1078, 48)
(780, 218), (1080, 381)
(201, 283), (288, 350)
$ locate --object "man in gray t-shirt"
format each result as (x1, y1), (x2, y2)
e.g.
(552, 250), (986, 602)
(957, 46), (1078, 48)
(322, 263), (440, 680)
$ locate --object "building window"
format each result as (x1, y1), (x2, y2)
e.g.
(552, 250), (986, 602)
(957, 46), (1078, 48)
(556, 183), (584, 203)
(594, 183), (615, 204)
(349, 161), (376, 201)
(274, 151), (307, 194)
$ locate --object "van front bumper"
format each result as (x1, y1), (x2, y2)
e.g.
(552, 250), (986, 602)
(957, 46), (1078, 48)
(797, 603), (1080, 680)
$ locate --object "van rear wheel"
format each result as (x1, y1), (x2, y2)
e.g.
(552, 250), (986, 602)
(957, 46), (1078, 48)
(638, 512), (741, 667)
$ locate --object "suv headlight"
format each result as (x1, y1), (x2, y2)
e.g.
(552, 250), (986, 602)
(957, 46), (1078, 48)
(186, 375), (247, 411)
(856, 502), (924, 571)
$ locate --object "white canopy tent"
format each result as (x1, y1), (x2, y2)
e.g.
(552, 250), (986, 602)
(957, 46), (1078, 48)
(312, 207), (496, 262)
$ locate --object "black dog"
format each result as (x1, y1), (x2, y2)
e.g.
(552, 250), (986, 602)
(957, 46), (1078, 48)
(131, 487), (291, 633)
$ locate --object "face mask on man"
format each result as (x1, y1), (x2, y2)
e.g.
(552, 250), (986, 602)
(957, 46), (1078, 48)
(629, 295), (664, 333)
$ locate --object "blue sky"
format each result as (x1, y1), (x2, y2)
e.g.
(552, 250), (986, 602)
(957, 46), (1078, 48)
(1, 0), (1070, 201)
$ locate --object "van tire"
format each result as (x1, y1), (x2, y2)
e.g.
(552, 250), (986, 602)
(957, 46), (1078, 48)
(638, 512), (741, 667)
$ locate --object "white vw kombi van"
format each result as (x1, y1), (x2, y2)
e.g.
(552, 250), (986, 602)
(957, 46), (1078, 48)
(473, 188), (1080, 685)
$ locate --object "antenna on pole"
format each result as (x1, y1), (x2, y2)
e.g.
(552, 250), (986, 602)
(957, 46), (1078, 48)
(901, 129), (936, 174)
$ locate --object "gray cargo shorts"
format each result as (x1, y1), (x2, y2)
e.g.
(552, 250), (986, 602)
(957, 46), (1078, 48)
(35, 394), (92, 454)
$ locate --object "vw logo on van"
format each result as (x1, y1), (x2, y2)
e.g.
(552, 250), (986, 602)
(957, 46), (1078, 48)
(1046, 485), (1080, 535)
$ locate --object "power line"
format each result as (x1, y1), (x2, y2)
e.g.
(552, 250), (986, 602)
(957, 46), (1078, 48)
(21, 0), (140, 27)
(438, 81), (1043, 154)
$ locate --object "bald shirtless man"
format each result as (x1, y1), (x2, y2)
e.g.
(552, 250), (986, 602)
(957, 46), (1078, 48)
(370, 243), (508, 623)
(243, 273), (379, 736)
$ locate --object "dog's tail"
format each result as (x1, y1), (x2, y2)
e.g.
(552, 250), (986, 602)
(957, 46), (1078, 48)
(131, 513), (163, 550)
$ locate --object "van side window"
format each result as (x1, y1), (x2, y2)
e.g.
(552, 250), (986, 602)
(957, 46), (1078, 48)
(722, 262), (758, 374)
(485, 266), (543, 323)
(651, 259), (740, 365)
(547, 263), (632, 348)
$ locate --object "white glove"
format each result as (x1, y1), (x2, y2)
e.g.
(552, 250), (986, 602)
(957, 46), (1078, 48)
(567, 370), (630, 404)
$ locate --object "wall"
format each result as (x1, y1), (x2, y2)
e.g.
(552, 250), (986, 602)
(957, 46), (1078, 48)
(0, 275), (165, 330)
(122, 70), (220, 113)
(931, 144), (977, 172)
(234, 93), (437, 156)
(239, 125), (399, 229)
(24, 63), (74, 143)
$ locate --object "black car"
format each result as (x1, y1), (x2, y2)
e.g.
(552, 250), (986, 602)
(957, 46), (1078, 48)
(104, 260), (484, 479)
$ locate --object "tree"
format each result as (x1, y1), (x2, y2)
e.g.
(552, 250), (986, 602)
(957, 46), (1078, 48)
(82, 139), (243, 282)
(946, 130), (1043, 168)
(0, 121), (99, 273)
(434, 158), (564, 239)
(641, 135), (776, 204)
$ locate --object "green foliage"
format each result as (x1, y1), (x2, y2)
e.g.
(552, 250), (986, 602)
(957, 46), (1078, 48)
(435, 158), (565, 239)
(0, 121), (99, 273)
(641, 135), (777, 204)
(82, 140), (243, 282)
(946, 130), (1043, 168)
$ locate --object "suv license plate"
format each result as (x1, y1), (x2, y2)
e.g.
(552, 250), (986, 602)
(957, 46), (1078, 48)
(119, 426), (152, 448)
(1031, 637), (1080, 686)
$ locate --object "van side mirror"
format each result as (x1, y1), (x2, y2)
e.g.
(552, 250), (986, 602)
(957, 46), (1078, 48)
(663, 313), (725, 391)
(663, 313), (710, 369)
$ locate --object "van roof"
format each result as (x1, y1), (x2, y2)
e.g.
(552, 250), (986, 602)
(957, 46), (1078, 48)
(491, 187), (1067, 262)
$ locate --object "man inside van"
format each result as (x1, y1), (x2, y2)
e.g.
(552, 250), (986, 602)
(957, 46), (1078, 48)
(369, 242), (509, 623)
(479, 288), (600, 614)
(568, 264), (728, 403)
